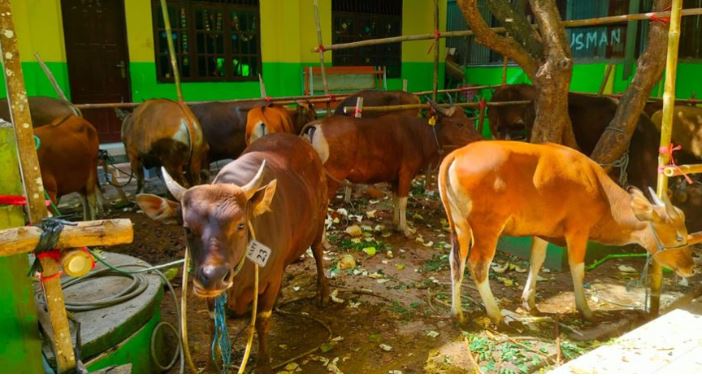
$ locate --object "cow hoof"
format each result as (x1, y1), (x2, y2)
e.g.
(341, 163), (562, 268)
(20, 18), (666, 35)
(521, 300), (539, 315)
(400, 227), (416, 238)
(580, 308), (594, 322)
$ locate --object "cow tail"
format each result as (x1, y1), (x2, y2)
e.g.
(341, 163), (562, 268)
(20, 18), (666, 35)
(438, 151), (456, 234)
(438, 151), (471, 257)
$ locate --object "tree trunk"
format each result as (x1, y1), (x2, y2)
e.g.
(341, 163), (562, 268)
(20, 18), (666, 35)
(528, 0), (576, 146)
(591, 0), (671, 164)
(458, 0), (576, 147)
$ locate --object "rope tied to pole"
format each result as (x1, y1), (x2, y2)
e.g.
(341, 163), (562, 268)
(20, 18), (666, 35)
(649, 6), (673, 25)
(658, 143), (693, 184)
(30, 218), (77, 282)
(427, 29), (441, 54)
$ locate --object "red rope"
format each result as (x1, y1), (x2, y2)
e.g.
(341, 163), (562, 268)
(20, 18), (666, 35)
(478, 99), (487, 112)
(649, 13), (671, 24)
(317, 44), (326, 52)
(328, 94), (336, 102)
(659, 144), (693, 184)
(649, 6), (672, 25)
(427, 30), (441, 54)
(36, 249), (64, 282)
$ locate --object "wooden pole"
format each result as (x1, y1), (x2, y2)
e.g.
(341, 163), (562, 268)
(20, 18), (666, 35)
(312, 8), (702, 52)
(432, 0), (440, 102)
(160, 0), (184, 102)
(0, 2), (76, 371)
(0, 219), (133, 257)
(501, 56), (509, 86)
(313, 0), (329, 96)
(651, 0), (684, 317)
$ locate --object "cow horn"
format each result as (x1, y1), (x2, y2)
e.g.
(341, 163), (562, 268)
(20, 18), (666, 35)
(428, 100), (450, 116)
(162, 167), (186, 201)
(648, 187), (665, 207)
(241, 160), (267, 200)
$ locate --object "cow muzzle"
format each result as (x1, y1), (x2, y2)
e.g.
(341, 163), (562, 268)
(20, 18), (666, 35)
(193, 264), (233, 298)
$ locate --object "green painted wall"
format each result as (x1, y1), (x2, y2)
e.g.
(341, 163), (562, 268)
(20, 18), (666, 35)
(466, 61), (702, 99)
(0, 125), (44, 373)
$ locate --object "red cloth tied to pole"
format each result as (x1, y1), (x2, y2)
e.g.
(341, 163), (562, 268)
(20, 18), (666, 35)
(478, 99), (487, 111)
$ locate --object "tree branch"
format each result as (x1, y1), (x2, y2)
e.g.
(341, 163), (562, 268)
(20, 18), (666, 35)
(590, 0), (671, 164)
(487, 0), (544, 59)
(457, 0), (539, 80)
(529, 0), (572, 68)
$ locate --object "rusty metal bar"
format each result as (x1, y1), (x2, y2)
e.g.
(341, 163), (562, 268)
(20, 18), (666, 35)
(0, 1), (76, 371)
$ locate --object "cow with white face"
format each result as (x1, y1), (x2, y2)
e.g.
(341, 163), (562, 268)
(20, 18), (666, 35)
(136, 133), (329, 371)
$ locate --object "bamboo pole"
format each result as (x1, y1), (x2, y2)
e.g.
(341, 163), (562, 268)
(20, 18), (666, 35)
(432, 0), (440, 102)
(651, 0), (684, 317)
(160, 0), (184, 102)
(599, 64), (614, 95)
(342, 99), (532, 114)
(313, 0), (329, 96)
(312, 8), (702, 52)
(0, 2), (76, 371)
(663, 163), (702, 177)
(501, 56), (509, 86)
(0, 219), (133, 257)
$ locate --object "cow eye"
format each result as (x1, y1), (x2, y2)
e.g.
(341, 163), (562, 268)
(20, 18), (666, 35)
(183, 227), (193, 236)
(237, 223), (246, 231)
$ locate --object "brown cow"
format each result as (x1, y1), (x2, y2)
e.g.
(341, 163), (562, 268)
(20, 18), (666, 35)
(245, 102), (317, 145)
(334, 89), (421, 117)
(489, 84), (702, 231)
(35, 115), (100, 220)
(121, 99), (208, 193)
(190, 100), (265, 162)
(0, 96), (80, 126)
(439, 141), (695, 324)
(303, 106), (481, 236)
(135, 133), (328, 370)
(651, 106), (702, 157)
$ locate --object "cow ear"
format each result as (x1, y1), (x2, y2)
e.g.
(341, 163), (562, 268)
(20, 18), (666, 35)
(249, 179), (277, 217)
(136, 194), (181, 224)
(629, 188), (657, 222)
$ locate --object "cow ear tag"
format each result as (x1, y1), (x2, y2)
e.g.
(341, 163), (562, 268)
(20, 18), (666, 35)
(247, 240), (271, 267)
(428, 116), (437, 126)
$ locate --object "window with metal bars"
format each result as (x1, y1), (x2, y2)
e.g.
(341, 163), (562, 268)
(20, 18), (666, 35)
(152, 0), (261, 82)
(331, 0), (402, 78)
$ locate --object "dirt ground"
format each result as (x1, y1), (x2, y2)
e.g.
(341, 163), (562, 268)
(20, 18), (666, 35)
(59, 171), (702, 374)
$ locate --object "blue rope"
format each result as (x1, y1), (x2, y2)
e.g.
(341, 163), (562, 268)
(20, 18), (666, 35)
(211, 293), (232, 372)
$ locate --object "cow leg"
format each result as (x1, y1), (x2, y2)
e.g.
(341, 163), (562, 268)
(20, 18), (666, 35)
(396, 172), (414, 237)
(565, 231), (593, 320)
(254, 278), (282, 372)
(397, 196), (412, 237)
(521, 237), (548, 313)
(468, 229), (502, 324)
(391, 192), (400, 227)
(311, 233), (330, 306)
(130, 157), (145, 194)
(449, 218), (471, 323)
(343, 184), (352, 203)
(79, 190), (98, 221)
